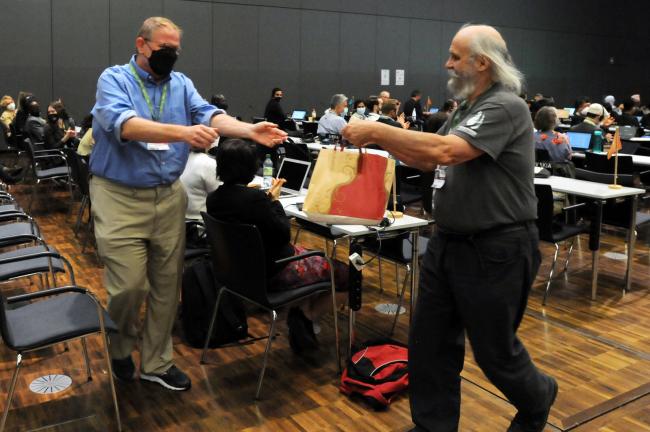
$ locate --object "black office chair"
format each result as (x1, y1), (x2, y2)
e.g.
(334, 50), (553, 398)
(534, 184), (586, 304)
(395, 165), (425, 208)
(199, 212), (340, 399)
(362, 231), (429, 335)
(0, 285), (121, 431)
(252, 116), (266, 124)
(575, 168), (650, 230)
(535, 148), (551, 164)
(585, 152), (634, 174)
(0, 211), (42, 249)
(24, 138), (73, 213)
(184, 220), (210, 261)
(0, 247), (75, 290)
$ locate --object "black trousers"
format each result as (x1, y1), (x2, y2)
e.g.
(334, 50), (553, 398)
(409, 223), (552, 431)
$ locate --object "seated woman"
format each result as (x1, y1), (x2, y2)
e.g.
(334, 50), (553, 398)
(534, 106), (571, 163)
(206, 139), (348, 353)
(44, 101), (77, 150)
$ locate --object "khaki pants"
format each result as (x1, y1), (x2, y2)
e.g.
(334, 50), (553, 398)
(90, 176), (187, 374)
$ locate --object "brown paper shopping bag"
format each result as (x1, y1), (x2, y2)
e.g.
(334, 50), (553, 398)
(303, 147), (395, 225)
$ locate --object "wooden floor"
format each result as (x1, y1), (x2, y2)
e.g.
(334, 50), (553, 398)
(1, 184), (649, 431)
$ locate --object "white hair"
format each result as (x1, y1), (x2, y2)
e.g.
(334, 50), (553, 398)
(330, 94), (347, 109)
(463, 24), (524, 94)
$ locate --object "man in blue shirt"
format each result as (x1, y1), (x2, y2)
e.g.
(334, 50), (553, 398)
(90, 16), (286, 392)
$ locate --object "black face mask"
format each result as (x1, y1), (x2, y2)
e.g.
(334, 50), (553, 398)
(148, 47), (178, 77)
(274, 97), (282, 101)
(28, 105), (40, 116)
(47, 114), (59, 123)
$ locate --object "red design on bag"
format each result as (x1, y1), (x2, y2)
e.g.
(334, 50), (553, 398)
(329, 153), (388, 220)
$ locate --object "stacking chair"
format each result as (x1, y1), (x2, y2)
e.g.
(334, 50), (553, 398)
(0, 211), (42, 249)
(200, 212), (340, 399)
(362, 231), (429, 335)
(0, 286), (121, 431)
(534, 184), (587, 304)
(0, 247), (75, 289)
(24, 139), (73, 212)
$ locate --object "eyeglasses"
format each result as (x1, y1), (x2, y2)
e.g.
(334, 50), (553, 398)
(144, 39), (181, 55)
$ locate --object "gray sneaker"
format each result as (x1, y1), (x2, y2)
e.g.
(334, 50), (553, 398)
(140, 365), (191, 391)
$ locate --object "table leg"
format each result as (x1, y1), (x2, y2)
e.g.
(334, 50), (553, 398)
(625, 196), (638, 294)
(348, 239), (363, 358)
(409, 229), (419, 326)
(588, 200), (603, 300)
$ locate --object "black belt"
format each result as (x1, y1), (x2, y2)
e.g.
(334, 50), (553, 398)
(436, 221), (535, 241)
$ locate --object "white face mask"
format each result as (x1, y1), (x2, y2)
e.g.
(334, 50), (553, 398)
(342, 107), (348, 116)
(6, 103), (15, 111)
(356, 107), (366, 115)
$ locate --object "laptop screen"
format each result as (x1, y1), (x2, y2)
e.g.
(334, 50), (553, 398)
(291, 110), (306, 120)
(277, 158), (311, 193)
(565, 107), (575, 116)
(567, 131), (591, 150)
(619, 126), (637, 140)
(429, 107), (439, 113)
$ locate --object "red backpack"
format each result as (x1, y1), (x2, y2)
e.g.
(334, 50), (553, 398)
(340, 340), (409, 409)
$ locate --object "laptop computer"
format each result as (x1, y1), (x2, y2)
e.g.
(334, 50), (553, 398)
(276, 157), (311, 197)
(564, 107), (576, 116)
(556, 109), (570, 120)
(566, 131), (591, 151)
(619, 126), (637, 140)
(291, 110), (307, 121)
(429, 107), (439, 113)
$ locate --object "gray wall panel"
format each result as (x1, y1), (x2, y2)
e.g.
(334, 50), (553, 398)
(163, 0), (213, 98)
(52, 0), (110, 117)
(2, 1), (649, 128)
(212, 3), (259, 120)
(0, 0), (53, 106)
(299, 11), (340, 112)
(109, 0), (164, 64)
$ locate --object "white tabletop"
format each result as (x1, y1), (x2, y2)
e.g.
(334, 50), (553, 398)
(571, 151), (650, 167)
(281, 195), (428, 236)
(630, 137), (650, 142)
(534, 175), (644, 199)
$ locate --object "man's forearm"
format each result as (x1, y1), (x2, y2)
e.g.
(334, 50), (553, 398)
(121, 117), (185, 143)
(368, 124), (448, 171)
(210, 114), (253, 140)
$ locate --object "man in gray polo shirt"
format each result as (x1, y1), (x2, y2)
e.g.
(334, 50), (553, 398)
(343, 24), (556, 432)
(317, 94), (348, 136)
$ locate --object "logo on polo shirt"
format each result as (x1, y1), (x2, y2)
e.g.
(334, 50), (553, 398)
(456, 111), (484, 137)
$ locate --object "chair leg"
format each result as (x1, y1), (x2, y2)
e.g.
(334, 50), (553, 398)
(201, 288), (225, 364)
(563, 239), (575, 272)
(390, 264), (410, 336)
(100, 327), (122, 431)
(378, 256), (384, 293)
(74, 196), (87, 237)
(394, 262), (400, 297)
(28, 180), (38, 213)
(0, 354), (22, 432)
(81, 337), (92, 381)
(67, 177), (74, 217)
(543, 243), (560, 306)
(255, 310), (277, 400)
(331, 239), (338, 259)
(293, 226), (301, 245)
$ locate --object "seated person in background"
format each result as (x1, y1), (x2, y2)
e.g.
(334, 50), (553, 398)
(11, 92), (34, 138)
(44, 101), (78, 150)
(76, 114), (95, 157)
(570, 96), (590, 126)
(350, 100), (367, 121)
(616, 98), (643, 135)
(0, 95), (16, 138)
(317, 94), (348, 135)
(210, 93), (228, 111)
(207, 139), (348, 353)
(570, 103), (612, 145)
(424, 99), (456, 133)
(377, 98), (410, 129)
(534, 107), (571, 162)
(264, 87), (285, 126)
(180, 148), (219, 221)
(24, 97), (46, 143)
(365, 97), (381, 121)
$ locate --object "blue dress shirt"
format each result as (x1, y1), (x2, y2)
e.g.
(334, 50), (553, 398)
(90, 56), (223, 187)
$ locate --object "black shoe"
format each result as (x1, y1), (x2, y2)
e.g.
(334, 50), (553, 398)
(508, 377), (558, 432)
(140, 365), (191, 391)
(111, 356), (136, 382)
(287, 307), (318, 354)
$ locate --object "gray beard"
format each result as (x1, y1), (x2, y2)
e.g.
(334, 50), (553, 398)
(447, 73), (476, 100)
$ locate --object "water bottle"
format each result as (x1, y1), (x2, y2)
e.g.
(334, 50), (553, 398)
(262, 154), (273, 188)
(593, 130), (603, 152)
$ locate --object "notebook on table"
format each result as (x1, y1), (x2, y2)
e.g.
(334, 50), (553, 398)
(566, 131), (591, 151)
(276, 157), (311, 197)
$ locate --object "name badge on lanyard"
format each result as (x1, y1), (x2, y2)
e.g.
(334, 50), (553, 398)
(129, 63), (169, 126)
(432, 166), (447, 189)
(147, 143), (170, 151)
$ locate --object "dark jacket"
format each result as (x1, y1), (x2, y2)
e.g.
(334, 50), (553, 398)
(616, 113), (643, 136)
(402, 98), (423, 121)
(44, 118), (77, 150)
(24, 115), (46, 143)
(377, 116), (403, 129)
(264, 98), (285, 126)
(206, 184), (294, 274)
